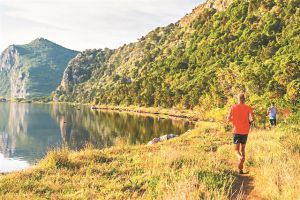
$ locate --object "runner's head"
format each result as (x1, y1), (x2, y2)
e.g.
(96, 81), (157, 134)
(237, 93), (245, 103)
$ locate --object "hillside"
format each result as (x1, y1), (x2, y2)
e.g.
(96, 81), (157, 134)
(0, 38), (78, 99)
(54, 0), (300, 118)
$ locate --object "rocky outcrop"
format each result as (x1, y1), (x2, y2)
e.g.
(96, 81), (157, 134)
(147, 134), (178, 145)
(59, 53), (93, 92)
(0, 45), (24, 97)
(10, 71), (27, 98)
(205, 0), (234, 11)
(0, 45), (20, 72)
(180, 0), (234, 27)
(54, 48), (112, 101)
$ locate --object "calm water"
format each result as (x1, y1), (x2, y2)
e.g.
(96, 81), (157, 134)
(0, 103), (193, 172)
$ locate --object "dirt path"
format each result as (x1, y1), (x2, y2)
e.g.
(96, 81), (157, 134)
(231, 171), (263, 200)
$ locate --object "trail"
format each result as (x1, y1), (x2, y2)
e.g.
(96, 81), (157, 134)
(231, 170), (263, 200)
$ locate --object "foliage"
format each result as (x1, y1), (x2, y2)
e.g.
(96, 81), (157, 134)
(53, 0), (299, 124)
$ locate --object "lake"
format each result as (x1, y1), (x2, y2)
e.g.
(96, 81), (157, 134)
(0, 103), (193, 173)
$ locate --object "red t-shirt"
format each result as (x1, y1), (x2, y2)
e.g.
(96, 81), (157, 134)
(228, 103), (253, 134)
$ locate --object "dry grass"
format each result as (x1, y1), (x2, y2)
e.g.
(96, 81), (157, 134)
(245, 128), (300, 199)
(217, 122), (300, 200)
(0, 121), (299, 200)
(0, 122), (234, 199)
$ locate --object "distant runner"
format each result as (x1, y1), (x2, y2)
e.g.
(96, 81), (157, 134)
(227, 93), (254, 174)
(268, 102), (277, 127)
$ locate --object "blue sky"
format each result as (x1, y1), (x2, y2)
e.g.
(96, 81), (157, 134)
(0, 0), (202, 52)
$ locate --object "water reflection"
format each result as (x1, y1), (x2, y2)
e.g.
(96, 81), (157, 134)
(0, 153), (30, 173)
(0, 103), (62, 169)
(0, 103), (193, 172)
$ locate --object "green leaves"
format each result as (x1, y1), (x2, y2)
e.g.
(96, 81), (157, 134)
(286, 79), (300, 103)
(54, 0), (300, 117)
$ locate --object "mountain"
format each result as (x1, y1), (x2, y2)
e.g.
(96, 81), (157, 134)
(0, 38), (79, 99)
(54, 0), (300, 113)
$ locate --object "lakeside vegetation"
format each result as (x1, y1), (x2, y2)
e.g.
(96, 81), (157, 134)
(0, 0), (299, 199)
(54, 0), (299, 122)
(0, 116), (299, 199)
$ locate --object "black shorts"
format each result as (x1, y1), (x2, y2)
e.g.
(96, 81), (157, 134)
(233, 134), (248, 144)
(270, 119), (276, 126)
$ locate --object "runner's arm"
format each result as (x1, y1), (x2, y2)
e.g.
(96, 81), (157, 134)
(227, 107), (233, 123)
(249, 108), (254, 123)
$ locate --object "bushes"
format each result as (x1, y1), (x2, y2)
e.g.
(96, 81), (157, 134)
(53, 0), (300, 120)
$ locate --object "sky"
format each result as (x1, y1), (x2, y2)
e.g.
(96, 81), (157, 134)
(0, 0), (202, 52)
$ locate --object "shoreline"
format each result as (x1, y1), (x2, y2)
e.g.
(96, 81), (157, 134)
(0, 102), (203, 175)
(3, 100), (203, 122)
(46, 101), (203, 122)
(90, 105), (201, 122)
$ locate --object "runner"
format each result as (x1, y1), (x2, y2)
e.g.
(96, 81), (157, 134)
(268, 102), (277, 128)
(227, 93), (254, 174)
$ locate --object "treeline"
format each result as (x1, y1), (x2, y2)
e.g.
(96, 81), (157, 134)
(54, 0), (300, 121)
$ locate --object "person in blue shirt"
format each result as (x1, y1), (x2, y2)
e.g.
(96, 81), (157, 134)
(268, 102), (277, 127)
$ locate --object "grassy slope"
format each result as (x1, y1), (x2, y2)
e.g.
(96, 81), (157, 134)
(244, 125), (300, 199)
(0, 121), (299, 199)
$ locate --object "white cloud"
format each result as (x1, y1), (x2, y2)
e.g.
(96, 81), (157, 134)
(0, 0), (202, 52)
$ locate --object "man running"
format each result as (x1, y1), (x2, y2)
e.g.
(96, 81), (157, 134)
(268, 102), (277, 127)
(227, 93), (254, 174)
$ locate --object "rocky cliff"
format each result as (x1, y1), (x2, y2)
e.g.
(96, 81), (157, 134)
(180, 0), (233, 27)
(0, 38), (79, 99)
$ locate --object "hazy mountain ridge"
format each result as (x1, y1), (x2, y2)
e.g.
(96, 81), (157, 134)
(0, 38), (79, 98)
(54, 0), (300, 114)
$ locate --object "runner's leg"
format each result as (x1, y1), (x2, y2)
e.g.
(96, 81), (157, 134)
(234, 143), (242, 160)
(240, 144), (246, 170)
(234, 143), (244, 171)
